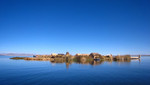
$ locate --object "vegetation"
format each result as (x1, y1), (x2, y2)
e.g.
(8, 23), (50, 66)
(10, 57), (26, 60)
(114, 55), (131, 60)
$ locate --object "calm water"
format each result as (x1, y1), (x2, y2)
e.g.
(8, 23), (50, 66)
(0, 56), (150, 85)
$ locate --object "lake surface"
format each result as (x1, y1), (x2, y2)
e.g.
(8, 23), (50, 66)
(0, 56), (150, 85)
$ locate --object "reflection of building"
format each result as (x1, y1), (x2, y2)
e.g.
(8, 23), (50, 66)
(49, 58), (72, 69)
(90, 60), (104, 66)
(66, 63), (70, 69)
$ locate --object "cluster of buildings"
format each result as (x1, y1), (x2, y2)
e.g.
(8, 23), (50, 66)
(34, 52), (114, 60)
(34, 52), (71, 58)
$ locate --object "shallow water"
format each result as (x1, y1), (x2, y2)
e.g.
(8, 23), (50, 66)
(0, 56), (150, 85)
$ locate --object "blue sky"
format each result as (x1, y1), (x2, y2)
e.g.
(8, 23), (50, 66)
(0, 0), (150, 55)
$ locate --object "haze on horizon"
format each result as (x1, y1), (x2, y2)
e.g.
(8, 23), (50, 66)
(0, 0), (150, 55)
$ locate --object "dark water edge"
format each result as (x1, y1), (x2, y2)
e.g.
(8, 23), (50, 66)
(0, 56), (150, 85)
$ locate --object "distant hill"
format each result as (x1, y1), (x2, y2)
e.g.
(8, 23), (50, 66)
(0, 53), (34, 56)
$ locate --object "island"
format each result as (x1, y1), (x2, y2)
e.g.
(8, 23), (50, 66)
(10, 52), (141, 61)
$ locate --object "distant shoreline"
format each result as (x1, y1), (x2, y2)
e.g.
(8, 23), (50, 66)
(0, 53), (34, 56)
(0, 53), (150, 57)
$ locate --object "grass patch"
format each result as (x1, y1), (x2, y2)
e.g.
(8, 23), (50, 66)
(10, 57), (26, 60)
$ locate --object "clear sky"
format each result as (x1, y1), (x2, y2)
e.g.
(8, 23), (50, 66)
(0, 0), (150, 55)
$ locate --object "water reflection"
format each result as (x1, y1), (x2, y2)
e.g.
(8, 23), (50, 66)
(49, 58), (140, 69)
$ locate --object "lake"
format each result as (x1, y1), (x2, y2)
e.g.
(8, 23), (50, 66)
(0, 56), (150, 85)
